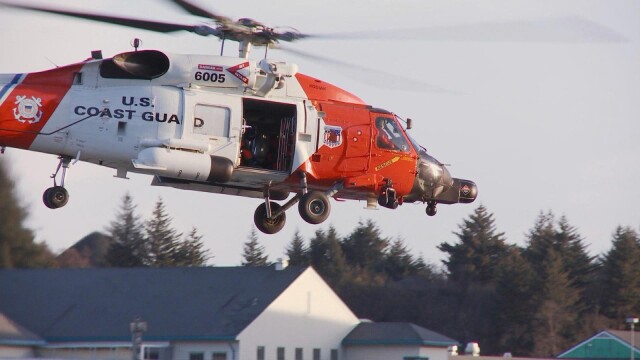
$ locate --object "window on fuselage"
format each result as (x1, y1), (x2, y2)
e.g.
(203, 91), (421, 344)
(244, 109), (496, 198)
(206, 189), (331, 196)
(374, 117), (410, 152)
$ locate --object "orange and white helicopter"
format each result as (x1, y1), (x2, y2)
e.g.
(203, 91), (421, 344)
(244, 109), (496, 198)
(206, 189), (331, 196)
(0, 0), (476, 234)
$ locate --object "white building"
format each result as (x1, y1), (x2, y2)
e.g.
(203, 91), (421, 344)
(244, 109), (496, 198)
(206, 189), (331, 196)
(0, 266), (457, 360)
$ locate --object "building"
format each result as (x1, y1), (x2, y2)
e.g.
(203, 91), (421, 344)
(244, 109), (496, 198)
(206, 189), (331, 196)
(0, 311), (45, 359)
(0, 266), (359, 360)
(0, 266), (458, 360)
(342, 322), (458, 360)
(558, 330), (640, 360)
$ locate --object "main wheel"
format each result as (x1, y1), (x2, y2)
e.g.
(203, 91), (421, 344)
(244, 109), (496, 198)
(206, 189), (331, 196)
(426, 204), (437, 216)
(298, 191), (331, 225)
(43, 186), (69, 209)
(254, 202), (286, 234)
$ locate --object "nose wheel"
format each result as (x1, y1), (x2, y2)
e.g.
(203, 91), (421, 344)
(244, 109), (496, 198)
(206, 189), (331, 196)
(43, 156), (72, 209)
(426, 201), (437, 216)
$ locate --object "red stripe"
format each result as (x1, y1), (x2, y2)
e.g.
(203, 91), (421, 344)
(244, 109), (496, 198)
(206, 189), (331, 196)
(0, 62), (84, 149)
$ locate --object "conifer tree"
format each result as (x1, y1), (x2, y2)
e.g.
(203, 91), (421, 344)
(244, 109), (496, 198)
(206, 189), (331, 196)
(105, 194), (147, 267)
(308, 226), (347, 281)
(341, 220), (388, 271)
(173, 227), (210, 266)
(384, 238), (422, 280)
(242, 227), (268, 266)
(145, 198), (182, 267)
(531, 249), (580, 357)
(286, 230), (308, 266)
(495, 246), (537, 355)
(438, 205), (508, 285)
(0, 160), (56, 268)
(600, 226), (640, 323)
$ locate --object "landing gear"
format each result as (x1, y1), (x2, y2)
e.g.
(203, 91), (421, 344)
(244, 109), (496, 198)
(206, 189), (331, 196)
(253, 175), (342, 234)
(254, 201), (286, 234)
(426, 201), (437, 216)
(43, 156), (71, 209)
(299, 191), (330, 224)
(43, 186), (69, 209)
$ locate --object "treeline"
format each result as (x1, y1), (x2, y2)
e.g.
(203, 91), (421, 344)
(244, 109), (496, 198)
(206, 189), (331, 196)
(1, 160), (640, 357)
(268, 206), (640, 357)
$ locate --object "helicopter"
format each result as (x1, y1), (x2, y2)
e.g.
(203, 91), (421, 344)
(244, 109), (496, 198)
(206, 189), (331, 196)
(0, 0), (477, 234)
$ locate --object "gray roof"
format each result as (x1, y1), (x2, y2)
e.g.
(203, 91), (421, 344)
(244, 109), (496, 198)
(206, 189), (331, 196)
(343, 322), (458, 347)
(0, 266), (306, 342)
(0, 311), (44, 346)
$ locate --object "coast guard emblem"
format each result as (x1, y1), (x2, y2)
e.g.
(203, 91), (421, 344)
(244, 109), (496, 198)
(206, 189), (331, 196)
(13, 95), (43, 124)
(323, 125), (343, 148)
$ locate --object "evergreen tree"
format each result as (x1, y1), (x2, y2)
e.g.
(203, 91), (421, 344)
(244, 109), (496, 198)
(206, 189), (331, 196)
(308, 226), (347, 282)
(172, 227), (210, 266)
(384, 238), (422, 280)
(0, 160), (56, 268)
(341, 220), (388, 271)
(495, 246), (537, 355)
(286, 230), (308, 266)
(531, 249), (581, 357)
(242, 227), (268, 266)
(438, 205), (508, 285)
(105, 194), (147, 267)
(600, 226), (640, 323)
(145, 198), (182, 267)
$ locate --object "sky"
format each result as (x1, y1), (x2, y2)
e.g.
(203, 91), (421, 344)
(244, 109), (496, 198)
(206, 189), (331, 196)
(0, 0), (638, 267)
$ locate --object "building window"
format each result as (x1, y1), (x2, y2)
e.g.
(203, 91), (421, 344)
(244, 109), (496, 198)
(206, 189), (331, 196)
(257, 346), (265, 360)
(295, 348), (303, 360)
(144, 348), (160, 360)
(189, 353), (204, 360)
(277, 347), (285, 360)
(212, 352), (227, 360)
(313, 349), (320, 360)
(330, 349), (338, 360)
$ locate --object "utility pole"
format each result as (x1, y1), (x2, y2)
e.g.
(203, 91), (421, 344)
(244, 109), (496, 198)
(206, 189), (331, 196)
(130, 317), (148, 360)
(627, 317), (639, 360)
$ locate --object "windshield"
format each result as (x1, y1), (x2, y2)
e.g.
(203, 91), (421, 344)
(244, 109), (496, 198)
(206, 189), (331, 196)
(375, 117), (411, 152)
(407, 133), (427, 154)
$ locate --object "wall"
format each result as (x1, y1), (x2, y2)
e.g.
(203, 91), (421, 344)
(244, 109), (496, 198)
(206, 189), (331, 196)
(344, 345), (449, 360)
(172, 341), (239, 360)
(237, 268), (359, 360)
(0, 344), (35, 359)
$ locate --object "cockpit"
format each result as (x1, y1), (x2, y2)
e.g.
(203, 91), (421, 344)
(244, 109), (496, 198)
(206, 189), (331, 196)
(374, 116), (411, 152)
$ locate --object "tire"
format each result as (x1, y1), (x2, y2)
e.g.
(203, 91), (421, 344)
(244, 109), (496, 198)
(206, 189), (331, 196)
(254, 202), (286, 234)
(45, 186), (69, 209)
(298, 191), (330, 225)
(51, 186), (69, 208)
(42, 187), (55, 209)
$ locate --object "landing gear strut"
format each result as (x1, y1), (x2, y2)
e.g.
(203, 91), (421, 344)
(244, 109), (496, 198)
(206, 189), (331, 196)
(426, 201), (437, 216)
(43, 156), (71, 209)
(253, 175), (342, 234)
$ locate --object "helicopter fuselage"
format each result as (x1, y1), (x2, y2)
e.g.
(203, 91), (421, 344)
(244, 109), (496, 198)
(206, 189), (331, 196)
(0, 49), (476, 233)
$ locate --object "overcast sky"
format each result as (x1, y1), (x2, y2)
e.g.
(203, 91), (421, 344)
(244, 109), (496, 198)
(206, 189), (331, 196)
(0, 0), (638, 267)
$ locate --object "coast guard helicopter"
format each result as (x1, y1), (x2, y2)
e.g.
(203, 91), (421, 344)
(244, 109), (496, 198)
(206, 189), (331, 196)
(0, 0), (477, 234)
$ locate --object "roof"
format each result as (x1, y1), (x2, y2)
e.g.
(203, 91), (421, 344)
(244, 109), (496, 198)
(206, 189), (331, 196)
(0, 311), (45, 346)
(342, 322), (458, 347)
(0, 266), (307, 343)
(558, 329), (640, 358)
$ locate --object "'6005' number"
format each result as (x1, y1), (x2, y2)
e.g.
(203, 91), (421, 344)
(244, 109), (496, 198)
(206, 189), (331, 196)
(195, 71), (225, 83)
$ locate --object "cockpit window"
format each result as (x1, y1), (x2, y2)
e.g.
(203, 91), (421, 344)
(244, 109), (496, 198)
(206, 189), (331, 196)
(375, 117), (410, 152)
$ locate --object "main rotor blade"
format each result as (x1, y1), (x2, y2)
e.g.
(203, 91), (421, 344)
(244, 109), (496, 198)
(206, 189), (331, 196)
(275, 46), (456, 94)
(167, 0), (230, 24)
(308, 16), (627, 43)
(0, 2), (203, 34)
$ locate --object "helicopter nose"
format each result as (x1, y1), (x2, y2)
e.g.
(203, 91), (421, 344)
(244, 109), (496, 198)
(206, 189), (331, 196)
(417, 153), (453, 198)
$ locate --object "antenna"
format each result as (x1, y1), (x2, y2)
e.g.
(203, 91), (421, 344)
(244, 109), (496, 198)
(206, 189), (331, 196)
(131, 38), (142, 52)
